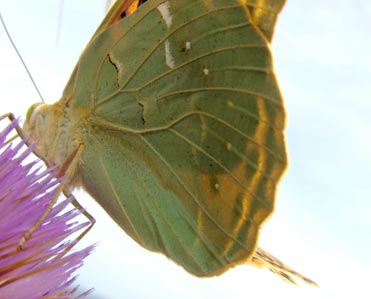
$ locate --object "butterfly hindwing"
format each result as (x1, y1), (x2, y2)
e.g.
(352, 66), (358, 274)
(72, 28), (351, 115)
(64, 0), (286, 276)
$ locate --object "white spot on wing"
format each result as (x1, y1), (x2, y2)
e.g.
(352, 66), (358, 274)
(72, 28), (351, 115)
(157, 2), (174, 68)
(185, 41), (191, 50)
(157, 2), (172, 27)
(203, 68), (209, 75)
(165, 40), (175, 68)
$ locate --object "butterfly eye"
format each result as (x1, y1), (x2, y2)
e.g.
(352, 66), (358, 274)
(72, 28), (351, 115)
(25, 102), (43, 126)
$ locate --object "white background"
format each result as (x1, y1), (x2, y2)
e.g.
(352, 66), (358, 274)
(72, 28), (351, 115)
(1, 1), (370, 298)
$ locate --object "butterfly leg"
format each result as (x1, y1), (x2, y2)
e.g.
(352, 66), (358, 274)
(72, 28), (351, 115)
(0, 112), (46, 160)
(63, 189), (96, 246)
(0, 112), (28, 143)
(17, 177), (66, 250)
(17, 141), (90, 250)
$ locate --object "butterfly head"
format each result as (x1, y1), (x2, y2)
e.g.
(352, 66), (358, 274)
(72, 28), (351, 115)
(24, 102), (45, 138)
(23, 102), (58, 164)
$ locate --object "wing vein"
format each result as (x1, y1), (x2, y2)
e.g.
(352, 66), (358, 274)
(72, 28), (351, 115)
(93, 136), (143, 243)
(94, 2), (253, 108)
(168, 127), (271, 210)
(139, 134), (255, 253)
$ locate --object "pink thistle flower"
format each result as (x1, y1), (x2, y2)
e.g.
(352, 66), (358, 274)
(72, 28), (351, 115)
(0, 119), (94, 299)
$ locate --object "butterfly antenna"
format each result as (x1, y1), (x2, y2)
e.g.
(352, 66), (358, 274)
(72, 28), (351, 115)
(0, 13), (45, 103)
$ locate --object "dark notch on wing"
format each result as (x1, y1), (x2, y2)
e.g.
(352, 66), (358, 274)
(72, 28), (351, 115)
(105, 0), (149, 28)
(120, 0), (148, 18)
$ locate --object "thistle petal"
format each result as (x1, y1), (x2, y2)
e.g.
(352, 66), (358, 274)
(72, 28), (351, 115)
(0, 119), (94, 299)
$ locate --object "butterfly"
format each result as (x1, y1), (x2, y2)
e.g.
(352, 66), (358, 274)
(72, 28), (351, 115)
(20, 0), (316, 285)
